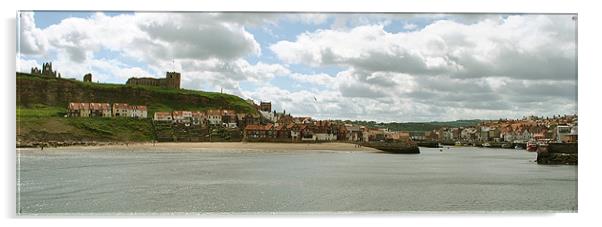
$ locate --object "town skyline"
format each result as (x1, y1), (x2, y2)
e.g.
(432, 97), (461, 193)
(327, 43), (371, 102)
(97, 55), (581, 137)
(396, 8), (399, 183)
(19, 60), (577, 125)
(17, 12), (577, 122)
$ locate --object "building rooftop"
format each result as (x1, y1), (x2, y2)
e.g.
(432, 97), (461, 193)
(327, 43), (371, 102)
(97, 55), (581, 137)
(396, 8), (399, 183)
(68, 102), (90, 110)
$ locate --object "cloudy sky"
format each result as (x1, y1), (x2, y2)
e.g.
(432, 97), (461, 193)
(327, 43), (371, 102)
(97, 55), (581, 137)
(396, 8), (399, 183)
(17, 12), (577, 122)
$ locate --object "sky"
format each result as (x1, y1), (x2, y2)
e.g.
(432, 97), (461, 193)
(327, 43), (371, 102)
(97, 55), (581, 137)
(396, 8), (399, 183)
(16, 12), (577, 122)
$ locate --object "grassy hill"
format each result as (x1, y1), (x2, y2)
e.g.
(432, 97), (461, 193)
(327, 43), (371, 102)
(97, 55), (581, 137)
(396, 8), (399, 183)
(17, 72), (257, 114)
(16, 73), (258, 144)
(17, 106), (154, 144)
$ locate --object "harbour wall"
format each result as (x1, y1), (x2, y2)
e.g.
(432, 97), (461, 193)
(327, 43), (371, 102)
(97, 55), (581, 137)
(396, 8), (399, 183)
(537, 143), (578, 165)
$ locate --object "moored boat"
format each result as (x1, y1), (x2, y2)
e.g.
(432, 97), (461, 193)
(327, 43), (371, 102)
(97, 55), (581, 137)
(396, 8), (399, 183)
(361, 141), (420, 154)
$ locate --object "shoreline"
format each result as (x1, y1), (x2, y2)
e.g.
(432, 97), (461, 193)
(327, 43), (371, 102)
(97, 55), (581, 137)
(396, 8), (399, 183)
(17, 142), (381, 153)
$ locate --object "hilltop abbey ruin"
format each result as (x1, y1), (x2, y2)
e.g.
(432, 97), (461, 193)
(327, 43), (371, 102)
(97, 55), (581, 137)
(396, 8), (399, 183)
(30, 62), (61, 78)
(126, 72), (181, 89)
(27, 62), (181, 89)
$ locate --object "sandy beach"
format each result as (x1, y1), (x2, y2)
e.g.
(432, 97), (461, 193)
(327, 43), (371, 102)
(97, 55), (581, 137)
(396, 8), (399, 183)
(17, 142), (381, 153)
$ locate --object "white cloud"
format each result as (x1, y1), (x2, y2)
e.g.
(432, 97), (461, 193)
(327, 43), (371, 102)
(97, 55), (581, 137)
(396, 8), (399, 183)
(238, 61), (290, 83)
(89, 59), (155, 82)
(37, 12), (262, 64)
(16, 57), (40, 73)
(268, 17), (577, 121)
(173, 58), (290, 94)
(242, 82), (456, 122)
(135, 13), (261, 61)
(270, 15), (576, 80)
(38, 13), (143, 63)
(288, 73), (337, 87)
(335, 69), (417, 98)
(18, 12), (48, 55)
(270, 24), (461, 76)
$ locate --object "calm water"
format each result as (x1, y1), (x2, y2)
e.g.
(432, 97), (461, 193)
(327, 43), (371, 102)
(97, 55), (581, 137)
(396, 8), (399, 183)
(17, 146), (577, 214)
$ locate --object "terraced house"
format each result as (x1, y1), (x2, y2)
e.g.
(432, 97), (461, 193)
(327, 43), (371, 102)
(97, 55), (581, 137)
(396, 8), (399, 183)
(153, 112), (173, 121)
(112, 103), (130, 117)
(89, 103), (111, 117)
(191, 111), (208, 127)
(172, 111), (193, 125)
(128, 105), (148, 118)
(67, 102), (147, 119)
(68, 102), (110, 118)
(111, 103), (148, 118)
(68, 102), (90, 117)
(207, 109), (222, 126)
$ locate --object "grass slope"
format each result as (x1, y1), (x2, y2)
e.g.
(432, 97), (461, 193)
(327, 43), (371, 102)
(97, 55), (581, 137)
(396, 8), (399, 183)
(17, 73), (258, 115)
(17, 106), (154, 143)
(16, 73), (259, 143)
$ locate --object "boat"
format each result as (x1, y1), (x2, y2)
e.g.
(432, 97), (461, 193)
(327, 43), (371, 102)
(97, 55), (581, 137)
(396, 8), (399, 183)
(361, 141), (420, 154)
(482, 142), (491, 147)
(416, 141), (439, 148)
(526, 141), (537, 152)
(455, 141), (462, 146)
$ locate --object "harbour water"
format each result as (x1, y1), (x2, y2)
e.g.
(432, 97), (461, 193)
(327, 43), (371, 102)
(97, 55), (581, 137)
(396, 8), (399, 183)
(17, 146), (577, 214)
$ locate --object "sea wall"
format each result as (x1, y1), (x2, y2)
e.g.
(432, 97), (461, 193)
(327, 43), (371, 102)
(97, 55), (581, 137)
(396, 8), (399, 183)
(537, 143), (578, 165)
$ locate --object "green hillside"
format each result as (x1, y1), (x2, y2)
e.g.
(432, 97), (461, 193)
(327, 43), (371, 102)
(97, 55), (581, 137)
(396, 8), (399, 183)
(17, 72), (257, 114)
(16, 73), (258, 145)
(17, 105), (154, 143)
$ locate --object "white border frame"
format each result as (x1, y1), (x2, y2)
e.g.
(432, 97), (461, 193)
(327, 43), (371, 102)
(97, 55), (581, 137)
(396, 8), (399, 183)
(3, 0), (601, 226)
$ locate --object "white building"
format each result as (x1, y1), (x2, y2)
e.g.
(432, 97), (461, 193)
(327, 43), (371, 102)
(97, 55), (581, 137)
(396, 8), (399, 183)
(345, 124), (362, 141)
(173, 111), (192, 124)
(315, 133), (337, 141)
(207, 109), (223, 125)
(291, 130), (301, 141)
(259, 110), (279, 122)
(128, 105), (148, 118)
(154, 112), (172, 121)
(112, 103), (129, 117)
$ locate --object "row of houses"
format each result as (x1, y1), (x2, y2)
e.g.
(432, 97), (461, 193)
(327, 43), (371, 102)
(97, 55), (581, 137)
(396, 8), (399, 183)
(68, 102), (148, 118)
(417, 125), (577, 144)
(243, 120), (411, 143)
(153, 109), (260, 128)
(416, 115), (578, 144)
